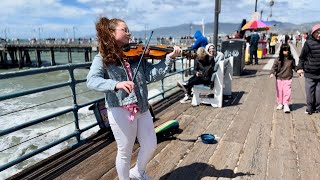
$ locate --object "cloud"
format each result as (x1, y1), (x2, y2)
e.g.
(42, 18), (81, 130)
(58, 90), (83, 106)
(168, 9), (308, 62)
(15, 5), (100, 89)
(0, 0), (319, 38)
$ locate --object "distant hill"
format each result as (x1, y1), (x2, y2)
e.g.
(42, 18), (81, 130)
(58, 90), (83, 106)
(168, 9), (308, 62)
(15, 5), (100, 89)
(130, 20), (320, 39)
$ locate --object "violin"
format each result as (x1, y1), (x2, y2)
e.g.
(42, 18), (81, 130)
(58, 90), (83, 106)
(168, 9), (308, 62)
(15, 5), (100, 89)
(123, 43), (195, 60)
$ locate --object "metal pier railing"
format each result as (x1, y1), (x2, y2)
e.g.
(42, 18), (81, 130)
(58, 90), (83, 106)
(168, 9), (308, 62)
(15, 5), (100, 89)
(0, 58), (193, 176)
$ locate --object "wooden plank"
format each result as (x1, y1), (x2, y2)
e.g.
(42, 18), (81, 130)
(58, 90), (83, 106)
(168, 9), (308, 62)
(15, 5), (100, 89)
(145, 111), (210, 180)
(201, 141), (243, 180)
(55, 142), (119, 180)
(290, 76), (320, 180)
(10, 131), (114, 179)
(159, 69), (260, 180)
(267, 112), (300, 180)
(222, 75), (265, 144)
(267, 148), (300, 180)
(165, 108), (236, 180)
(198, 71), (271, 180)
(234, 73), (275, 180)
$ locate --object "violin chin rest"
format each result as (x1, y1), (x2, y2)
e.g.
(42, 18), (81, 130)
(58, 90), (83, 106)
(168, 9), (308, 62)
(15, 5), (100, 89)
(122, 44), (131, 52)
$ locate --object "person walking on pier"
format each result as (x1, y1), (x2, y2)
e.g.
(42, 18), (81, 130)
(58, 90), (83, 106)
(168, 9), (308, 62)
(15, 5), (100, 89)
(87, 17), (182, 180)
(270, 34), (278, 54)
(270, 44), (296, 113)
(249, 30), (260, 65)
(297, 24), (320, 115)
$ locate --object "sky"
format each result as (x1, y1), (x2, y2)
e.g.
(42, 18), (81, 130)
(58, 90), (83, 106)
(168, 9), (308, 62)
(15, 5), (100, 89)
(0, 0), (319, 39)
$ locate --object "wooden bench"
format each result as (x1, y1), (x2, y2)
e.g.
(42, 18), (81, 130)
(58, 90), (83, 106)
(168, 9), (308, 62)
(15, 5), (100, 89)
(191, 52), (234, 107)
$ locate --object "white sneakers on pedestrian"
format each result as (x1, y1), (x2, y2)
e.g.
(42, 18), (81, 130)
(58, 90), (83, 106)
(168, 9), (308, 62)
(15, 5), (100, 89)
(129, 168), (151, 180)
(180, 94), (191, 103)
(276, 104), (290, 113)
(283, 105), (290, 113)
(276, 104), (283, 110)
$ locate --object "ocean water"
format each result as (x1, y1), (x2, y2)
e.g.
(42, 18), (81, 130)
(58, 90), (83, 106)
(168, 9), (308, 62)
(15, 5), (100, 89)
(0, 52), (192, 179)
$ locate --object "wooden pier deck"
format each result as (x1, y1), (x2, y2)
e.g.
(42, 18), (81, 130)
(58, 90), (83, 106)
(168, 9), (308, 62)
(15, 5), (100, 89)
(10, 47), (320, 180)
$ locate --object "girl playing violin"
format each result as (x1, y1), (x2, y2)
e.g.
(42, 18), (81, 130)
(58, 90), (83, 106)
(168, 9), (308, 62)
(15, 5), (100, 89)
(86, 17), (182, 180)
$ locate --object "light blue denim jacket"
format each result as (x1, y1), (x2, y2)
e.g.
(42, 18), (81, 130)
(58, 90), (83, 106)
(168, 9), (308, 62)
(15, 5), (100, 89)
(87, 54), (174, 113)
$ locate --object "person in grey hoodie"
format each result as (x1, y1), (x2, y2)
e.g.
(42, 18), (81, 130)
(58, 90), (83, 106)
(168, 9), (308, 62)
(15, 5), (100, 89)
(297, 24), (320, 115)
(87, 17), (182, 180)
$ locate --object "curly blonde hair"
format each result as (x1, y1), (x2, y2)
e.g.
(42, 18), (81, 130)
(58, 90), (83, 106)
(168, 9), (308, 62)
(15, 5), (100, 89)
(95, 17), (124, 66)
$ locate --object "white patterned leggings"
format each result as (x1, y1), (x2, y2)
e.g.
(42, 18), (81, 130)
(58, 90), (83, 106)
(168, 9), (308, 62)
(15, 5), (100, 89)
(107, 107), (157, 180)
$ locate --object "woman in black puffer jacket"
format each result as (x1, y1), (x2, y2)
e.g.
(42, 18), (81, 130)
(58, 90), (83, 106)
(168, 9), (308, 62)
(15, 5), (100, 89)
(297, 24), (320, 115)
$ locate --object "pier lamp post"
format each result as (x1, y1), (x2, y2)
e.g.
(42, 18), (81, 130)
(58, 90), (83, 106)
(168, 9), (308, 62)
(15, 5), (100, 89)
(144, 24), (148, 44)
(269, 0), (274, 21)
(213, 0), (221, 52)
(38, 27), (43, 42)
(72, 26), (78, 44)
(2, 27), (9, 40)
(255, 0), (258, 12)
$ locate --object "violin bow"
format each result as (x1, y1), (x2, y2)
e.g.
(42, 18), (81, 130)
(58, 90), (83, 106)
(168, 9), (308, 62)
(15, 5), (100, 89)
(132, 30), (154, 81)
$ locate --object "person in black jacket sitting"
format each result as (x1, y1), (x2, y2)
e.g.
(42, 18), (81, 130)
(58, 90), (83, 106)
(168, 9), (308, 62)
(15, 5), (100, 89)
(178, 45), (216, 103)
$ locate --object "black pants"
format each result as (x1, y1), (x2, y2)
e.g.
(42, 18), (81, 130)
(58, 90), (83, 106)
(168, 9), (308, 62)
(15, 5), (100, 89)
(305, 77), (320, 112)
(249, 49), (258, 65)
(270, 45), (275, 54)
(185, 75), (210, 96)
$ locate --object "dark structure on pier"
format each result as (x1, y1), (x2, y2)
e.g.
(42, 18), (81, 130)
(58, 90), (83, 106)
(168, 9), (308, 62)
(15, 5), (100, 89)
(0, 43), (97, 69)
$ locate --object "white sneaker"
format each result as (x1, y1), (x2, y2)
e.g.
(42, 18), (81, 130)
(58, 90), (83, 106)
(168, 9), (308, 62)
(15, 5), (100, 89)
(276, 104), (283, 110)
(129, 168), (151, 180)
(180, 94), (191, 103)
(283, 105), (290, 113)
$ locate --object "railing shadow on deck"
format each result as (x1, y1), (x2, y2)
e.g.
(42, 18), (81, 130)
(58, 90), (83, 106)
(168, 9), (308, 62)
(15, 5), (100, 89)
(223, 91), (245, 107)
(159, 162), (255, 180)
(239, 69), (258, 78)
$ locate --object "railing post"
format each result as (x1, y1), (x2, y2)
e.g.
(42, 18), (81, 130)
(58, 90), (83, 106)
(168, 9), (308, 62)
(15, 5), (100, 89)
(68, 67), (81, 142)
(89, 48), (92, 61)
(17, 48), (23, 69)
(50, 47), (56, 66)
(35, 49), (42, 67)
(161, 79), (165, 99)
(68, 48), (72, 63)
(84, 48), (89, 62)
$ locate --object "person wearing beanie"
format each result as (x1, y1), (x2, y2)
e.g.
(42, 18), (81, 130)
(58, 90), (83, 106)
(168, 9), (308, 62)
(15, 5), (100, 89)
(297, 24), (320, 115)
(205, 43), (215, 58)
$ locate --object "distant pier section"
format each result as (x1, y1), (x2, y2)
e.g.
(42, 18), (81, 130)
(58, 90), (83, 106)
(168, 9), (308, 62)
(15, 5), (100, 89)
(0, 42), (98, 68)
